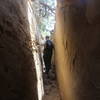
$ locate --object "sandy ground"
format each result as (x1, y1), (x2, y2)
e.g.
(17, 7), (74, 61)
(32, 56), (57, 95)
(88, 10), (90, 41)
(43, 69), (60, 100)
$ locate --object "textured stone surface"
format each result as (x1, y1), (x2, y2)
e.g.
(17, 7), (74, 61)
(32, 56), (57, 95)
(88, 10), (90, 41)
(55, 0), (100, 100)
(0, 0), (38, 100)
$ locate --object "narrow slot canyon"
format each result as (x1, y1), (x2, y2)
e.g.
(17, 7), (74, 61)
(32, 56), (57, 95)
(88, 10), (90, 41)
(0, 0), (100, 100)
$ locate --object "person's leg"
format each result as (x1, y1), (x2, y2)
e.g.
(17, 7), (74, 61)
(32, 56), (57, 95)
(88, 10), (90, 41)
(43, 54), (52, 78)
(45, 66), (49, 74)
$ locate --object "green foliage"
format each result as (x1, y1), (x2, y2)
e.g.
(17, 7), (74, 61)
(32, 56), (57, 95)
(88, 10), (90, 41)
(39, 0), (56, 37)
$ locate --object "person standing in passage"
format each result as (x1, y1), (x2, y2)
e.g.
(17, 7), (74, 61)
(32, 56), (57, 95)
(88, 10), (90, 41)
(43, 36), (54, 77)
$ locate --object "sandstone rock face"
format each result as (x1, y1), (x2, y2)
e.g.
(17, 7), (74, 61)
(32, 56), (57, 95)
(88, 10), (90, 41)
(0, 0), (38, 100)
(55, 0), (100, 100)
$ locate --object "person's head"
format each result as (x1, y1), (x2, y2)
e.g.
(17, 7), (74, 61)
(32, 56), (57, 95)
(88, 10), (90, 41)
(46, 36), (49, 40)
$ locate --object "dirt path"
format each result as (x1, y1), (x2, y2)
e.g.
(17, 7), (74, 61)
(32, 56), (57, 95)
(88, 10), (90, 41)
(43, 70), (60, 100)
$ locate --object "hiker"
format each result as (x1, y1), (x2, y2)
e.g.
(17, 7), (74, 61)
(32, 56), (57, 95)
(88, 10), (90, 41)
(43, 36), (54, 77)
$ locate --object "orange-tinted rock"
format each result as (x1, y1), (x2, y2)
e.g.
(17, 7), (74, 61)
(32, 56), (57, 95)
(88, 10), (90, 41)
(55, 0), (100, 100)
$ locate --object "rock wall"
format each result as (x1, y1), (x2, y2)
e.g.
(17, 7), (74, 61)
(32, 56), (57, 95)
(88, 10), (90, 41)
(0, 0), (38, 100)
(55, 0), (100, 100)
(27, 1), (44, 100)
